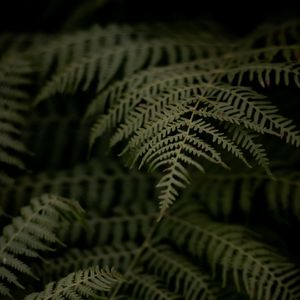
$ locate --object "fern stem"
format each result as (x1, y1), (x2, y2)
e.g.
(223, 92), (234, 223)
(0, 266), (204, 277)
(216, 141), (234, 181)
(0, 199), (54, 260)
(108, 216), (160, 300)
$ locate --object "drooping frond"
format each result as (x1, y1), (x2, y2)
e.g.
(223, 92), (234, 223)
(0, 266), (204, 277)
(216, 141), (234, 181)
(128, 273), (182, 300)
(143, 245), (232, 300)
(24, 266), (122, 300)
(162, 210), (300, 300)
(0, 194), (84, 298)
(34, 22), (228, 105)
(0, 158), (158, 215)
(183, 166), (300, 220)
(37, 242), (139, 283)
(0, 56), (32, 185)
(59, 205), (156, 247)
(240, 20), (300, 49)
(86, 20), (300, 218)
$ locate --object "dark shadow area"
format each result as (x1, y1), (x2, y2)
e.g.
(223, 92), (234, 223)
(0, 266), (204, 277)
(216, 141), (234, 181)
(0, 0), (299, 35)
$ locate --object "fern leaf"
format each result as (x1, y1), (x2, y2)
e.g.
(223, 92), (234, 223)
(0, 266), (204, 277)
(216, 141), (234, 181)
(0, 56), (32, 185)
(0, 159), (158, 216)
(129, 273), (182, 300)
(183, 166), (300, 220)
(144, 245), (232, 300)
(87, 31), (300, 216)
(59, 206), (156, 247)
(164, 212), (300, 300)
(24, 266), (122, 300)
(240, 20), (300, 49)
(37, 242), (139, 283)
(0, 194), (84, 296)
(34, 23), (228, 105)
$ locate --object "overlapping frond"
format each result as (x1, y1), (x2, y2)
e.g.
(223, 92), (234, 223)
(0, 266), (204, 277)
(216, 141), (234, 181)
(59, 205), (156, 247)
(34, 22), (228, 105)
(0, 158), (158, 215)
(38, 242), (139, 283)
(183, 166), (300, 220)
(128, 273), (182, 300)
(86, 20), (300, 218)
(0, 194), (84, 298)
(24, 266), (122, 300)
(143, 245), (232, 300)
(162, 210), (300, 300)
(1, 18), (300, 300)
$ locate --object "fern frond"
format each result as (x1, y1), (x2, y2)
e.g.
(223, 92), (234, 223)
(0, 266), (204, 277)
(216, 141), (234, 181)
(144, 245), (231, 300)
(0, 159), (158, 215)
(0, 194), (84, 297)
(128, 273), (182, 300)
(34, 22), (228, 105)
(219, 62), (300, 88)
(163, 212), (300, 300)
(24, 266), (122, 300)
(59, 206), (156, 247)
(0, 56), (32, 185)
(184, 167), (300, 220)
(31, 24), (150, 77)
(241, 20), (300, 49)
(38, 242), (139, 283)
(87, 26), (300, 216)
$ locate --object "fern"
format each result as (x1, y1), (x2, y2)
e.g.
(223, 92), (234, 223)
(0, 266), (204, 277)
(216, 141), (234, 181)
(85, 21), (300, 218)
(24, 266), (122, 300)
(162, 207), (300, 300)
(0, 56), (32, 185)
(182, 165), (300, 220)
(1, 12), (300, 300)
(128, 273), (182, 300)
(59, 205), (156, 247)
(34, 22), (228, 105)
(143, 245), (233, 300)
(0, 194), (84, 298)
(38, 242), (139, 283)
(0, 158), (158, 215)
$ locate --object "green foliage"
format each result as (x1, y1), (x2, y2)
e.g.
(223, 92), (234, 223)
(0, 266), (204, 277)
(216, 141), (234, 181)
(25, 266), (122, 300)
(163, 206), (300, 300)
(0, 194), (84, 298)
(84, 20), (300, 218)
(0, 8), (300, 300)
(0, 56), (32, 185)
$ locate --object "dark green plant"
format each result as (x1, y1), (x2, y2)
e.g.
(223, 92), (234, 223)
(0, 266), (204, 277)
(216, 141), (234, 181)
(0, 5), (300, 299)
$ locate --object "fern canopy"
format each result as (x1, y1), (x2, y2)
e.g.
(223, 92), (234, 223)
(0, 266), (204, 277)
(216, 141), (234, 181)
(85, 21), (300, 218)
(0, 12), (300, 300)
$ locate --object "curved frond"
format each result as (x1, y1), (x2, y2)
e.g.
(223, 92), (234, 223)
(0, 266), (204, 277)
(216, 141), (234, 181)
(144, 245), (231, 300)
(0, 194), (84, 297)
(129, 273), (182, 300)
(59, 207), (155, 247)
(163, 212), (300, 300)
(184, 167), (300, 220)
(34, 22), (227, 105)
(0, 159), (158, 215)
(38, 242), (139, 283)
(24, 266), (122, 300)
(86, 20), (300, 217)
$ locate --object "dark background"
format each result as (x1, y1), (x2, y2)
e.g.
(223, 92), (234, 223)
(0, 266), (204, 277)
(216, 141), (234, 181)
(0, 0), (299, 35)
